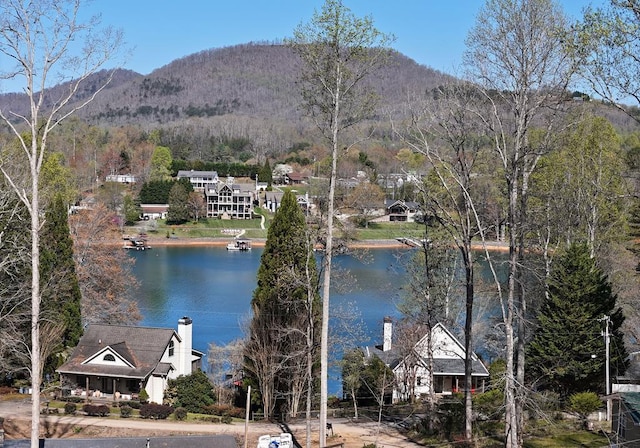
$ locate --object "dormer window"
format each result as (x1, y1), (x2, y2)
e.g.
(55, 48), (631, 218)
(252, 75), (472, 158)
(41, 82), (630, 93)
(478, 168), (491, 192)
(103, 354), (115, 362)
(169, 340), (174, 357)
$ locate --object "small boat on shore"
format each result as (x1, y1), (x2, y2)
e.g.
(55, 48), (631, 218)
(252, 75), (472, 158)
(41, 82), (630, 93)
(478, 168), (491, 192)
(226, 238), (251, 251)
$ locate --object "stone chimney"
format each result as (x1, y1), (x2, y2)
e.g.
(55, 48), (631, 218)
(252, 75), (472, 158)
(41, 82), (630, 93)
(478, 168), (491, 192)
(383, 316), (393, 352)
(177, 316), (193, 376)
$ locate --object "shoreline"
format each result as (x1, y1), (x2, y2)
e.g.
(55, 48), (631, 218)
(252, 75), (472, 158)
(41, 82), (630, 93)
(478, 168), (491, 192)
(129, 236), (510, 251)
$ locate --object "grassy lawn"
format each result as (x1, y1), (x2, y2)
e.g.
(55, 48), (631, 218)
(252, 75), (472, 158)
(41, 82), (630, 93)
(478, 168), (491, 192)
(523, 432), (609, 448)
(126, 217), (429, 243)
(355, 221), (425, 240)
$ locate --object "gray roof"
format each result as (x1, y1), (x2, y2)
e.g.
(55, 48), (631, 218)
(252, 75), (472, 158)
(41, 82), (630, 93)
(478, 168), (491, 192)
(57, 324), (176, 379)
(177, 170), (219, 178)
(4, 435), (237, 448)
(365, 345), (489, 377)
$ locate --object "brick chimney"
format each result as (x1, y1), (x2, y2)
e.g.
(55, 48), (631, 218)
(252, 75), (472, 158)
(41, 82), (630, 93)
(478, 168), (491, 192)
(383, 317), (393, 352)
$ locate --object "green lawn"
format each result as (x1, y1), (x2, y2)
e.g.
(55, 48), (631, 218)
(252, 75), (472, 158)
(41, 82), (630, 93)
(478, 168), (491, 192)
(127, 217), (428, 243)
(355, 221), (425, 240)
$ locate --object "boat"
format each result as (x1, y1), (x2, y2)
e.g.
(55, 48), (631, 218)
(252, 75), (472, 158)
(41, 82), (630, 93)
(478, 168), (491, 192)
(123, 237), (151, 251)
(226, 238), (251, 251)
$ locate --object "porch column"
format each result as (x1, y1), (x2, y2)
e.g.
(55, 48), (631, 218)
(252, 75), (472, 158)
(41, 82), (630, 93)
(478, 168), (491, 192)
(113, 379), (118, 402)
(85, 377), (89, 403)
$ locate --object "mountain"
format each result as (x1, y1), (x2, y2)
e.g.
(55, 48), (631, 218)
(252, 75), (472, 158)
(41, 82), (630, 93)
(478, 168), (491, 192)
(0, 43), (448, 128)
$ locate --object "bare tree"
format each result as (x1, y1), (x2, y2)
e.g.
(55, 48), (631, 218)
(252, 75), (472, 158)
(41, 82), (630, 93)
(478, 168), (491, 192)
(395, 79), (501, 440)
(68, 204), (140, 325)
(0, 189), (30, 377)
(575, 0), (640, 121)
(464, 1), (575, 445)
(288, 2), (394, 444)
(208, 339), (245, 405)
(0, 2), (123, 444)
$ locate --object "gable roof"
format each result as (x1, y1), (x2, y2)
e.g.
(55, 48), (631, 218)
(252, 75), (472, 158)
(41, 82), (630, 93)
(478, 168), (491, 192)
(57, 324), (176, 380)
(365, 322), (489, 377)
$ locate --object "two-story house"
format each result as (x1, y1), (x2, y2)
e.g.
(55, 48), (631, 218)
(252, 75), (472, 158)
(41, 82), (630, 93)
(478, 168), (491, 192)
(177, 170), (219, 191)
(364, 318), (489, 403)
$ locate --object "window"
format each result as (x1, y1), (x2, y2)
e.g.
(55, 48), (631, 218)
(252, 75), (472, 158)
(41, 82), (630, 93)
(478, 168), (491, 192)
(416, 376), (422, 386)
(169, 340), (174, 357)
(103, 354), (115, 362)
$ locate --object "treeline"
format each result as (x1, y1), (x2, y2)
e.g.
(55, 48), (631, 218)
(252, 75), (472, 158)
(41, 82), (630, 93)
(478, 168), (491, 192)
(170, 160), (260, 178)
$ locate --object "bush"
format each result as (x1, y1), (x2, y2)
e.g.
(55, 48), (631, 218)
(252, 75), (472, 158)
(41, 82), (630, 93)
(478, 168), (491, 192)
(120, 405), (133, 418)
(202, 403), (245, 418)
(64, 402), (77, 415)
(120, 400), (141, 409)
(221, 415), (232, 424)
(82, 404), (109, 417)
(568, 391), (602, 429)
(163, 371), (215, 413)
(140, 403), (174, 420)
(174, 407), (188, 421)
(64, 396), (84, 403)
(473, 389), (504, 421)
(138, 389), (149, 403)
(0, 386), (16, 394)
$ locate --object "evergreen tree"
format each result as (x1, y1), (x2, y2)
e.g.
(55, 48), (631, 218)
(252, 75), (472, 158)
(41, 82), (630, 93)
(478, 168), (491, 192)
(167, 182), (190, 224)
(527, 243), (627, 397)
(40, 195), (83, 368)
(245, 190), (319, 419)
(258, 159), (273, 186)
(122, 194), (141, 225)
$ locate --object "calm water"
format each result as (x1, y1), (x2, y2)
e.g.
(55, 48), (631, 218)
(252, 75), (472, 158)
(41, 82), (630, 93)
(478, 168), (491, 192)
(128, 246), (416, 394)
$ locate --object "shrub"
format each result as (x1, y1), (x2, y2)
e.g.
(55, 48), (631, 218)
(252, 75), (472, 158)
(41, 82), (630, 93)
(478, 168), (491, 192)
(567, 391), (602, 429)
(64, 396), (84, 403)
(120, 400), (141, 409)
(174, 407), (188, 421)
(140, 403), (173, 420)
(163, 370), (215, 413)
(138, 389), (149, 403)
(120, 405), (133, 418)
(82, 404), (109, 417)
(0, 386), (16, 394)
(64, 402), (77, 415)
(473, 389), (504, 421)
(221, 415), (232, 424)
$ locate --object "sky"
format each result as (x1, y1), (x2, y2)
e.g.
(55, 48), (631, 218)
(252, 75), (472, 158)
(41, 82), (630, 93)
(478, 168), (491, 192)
(0, 0), (605, 93)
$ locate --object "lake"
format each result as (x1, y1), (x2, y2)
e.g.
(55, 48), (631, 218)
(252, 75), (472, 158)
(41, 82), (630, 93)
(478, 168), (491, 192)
(128, 246), (418, 395)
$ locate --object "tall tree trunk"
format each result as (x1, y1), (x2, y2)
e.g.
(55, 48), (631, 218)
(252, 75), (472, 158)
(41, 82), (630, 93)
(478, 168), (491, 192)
(463, 247), (474, 441)
(30, 152), (42, 448)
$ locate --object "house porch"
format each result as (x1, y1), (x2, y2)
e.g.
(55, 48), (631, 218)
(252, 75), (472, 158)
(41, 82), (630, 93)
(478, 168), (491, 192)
(60, 374), (142, 402)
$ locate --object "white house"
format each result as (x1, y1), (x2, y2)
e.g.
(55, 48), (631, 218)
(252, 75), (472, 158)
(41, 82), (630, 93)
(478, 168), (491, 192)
(57, 317), (203, 404)
(177, 170), (219, 191)
(365, 318), (489, 403)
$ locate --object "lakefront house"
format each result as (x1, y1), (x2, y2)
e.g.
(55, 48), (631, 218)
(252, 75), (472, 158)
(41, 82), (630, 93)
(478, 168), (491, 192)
(57, 317), (203, 404)
(365, 318), (489, 403)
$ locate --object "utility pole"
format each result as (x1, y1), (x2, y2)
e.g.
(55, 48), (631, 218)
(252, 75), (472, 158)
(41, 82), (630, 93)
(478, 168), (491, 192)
(602, 314), (611, 421)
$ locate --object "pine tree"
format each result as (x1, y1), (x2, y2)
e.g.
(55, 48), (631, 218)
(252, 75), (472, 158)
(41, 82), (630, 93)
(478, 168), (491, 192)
(245, 190), (319, 419)
(167, 182), (189, 224)
(527, 243), (627, 397)
(40, 195), (83, 349)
